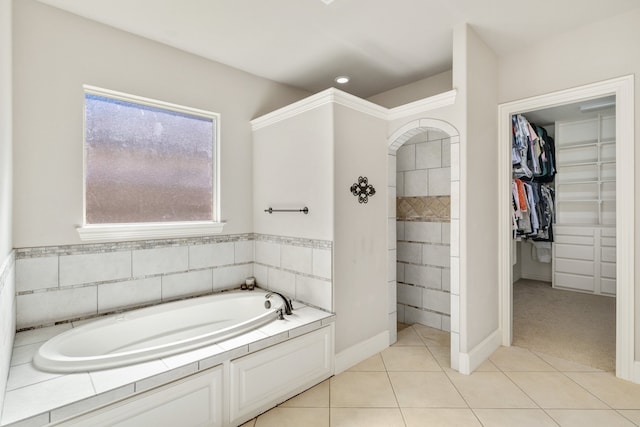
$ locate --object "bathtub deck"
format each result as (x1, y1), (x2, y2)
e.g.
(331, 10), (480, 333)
(1, 301), (334, 427)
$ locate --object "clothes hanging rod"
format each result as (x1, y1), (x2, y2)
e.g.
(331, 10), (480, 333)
(264, 207), (309, 214)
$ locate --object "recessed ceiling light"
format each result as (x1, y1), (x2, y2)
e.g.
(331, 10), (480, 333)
(335, 76), (350, 84)
(320, 0), (335, 4)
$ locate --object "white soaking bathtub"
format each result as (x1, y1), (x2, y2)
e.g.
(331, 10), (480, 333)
(33, 290), (284, 373)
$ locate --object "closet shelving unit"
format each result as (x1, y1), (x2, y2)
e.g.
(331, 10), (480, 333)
(553, 112), (616, 296)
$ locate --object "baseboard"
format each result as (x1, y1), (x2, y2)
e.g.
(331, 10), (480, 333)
(631, 361), (640, 384)
(520, 272), (552, 283)
(334, 331), (389, 374)
(457, 329), (501, 375)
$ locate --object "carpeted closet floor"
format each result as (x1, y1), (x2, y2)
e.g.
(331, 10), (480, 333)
(513, 279), (616, 372)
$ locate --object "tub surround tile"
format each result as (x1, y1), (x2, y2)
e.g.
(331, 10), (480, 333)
(97, 277), (161, 314)
(217, 330), (269, 352)
(162, 343), (226, 370)
(255, 241), (281, 267)
(6, 362), (62, 391)
(281, 245), (313, 275)
(135, 363), (199, 393)
(89, 359), (168, 394)
(49, 385), (134, 423)
(132, 246), (189, 277)
(161, 269), (213, 300)
(199, 345), (249, 371)
(17, 287), (97, 329)
(213, 263), (253, 290)
(234, 240), (255, 264)
(266, 268), (296, 296)
(15, 257), (58, 293)
(59, 251), (131, 287)
(253, 264), (268, 287)
(312, 248), (332, 280)
(289, 320), (324, 339)
(188, 242), (234, 269)
(9, 343), (40, 367)
(1, 373), (95, 425)
(1, 413), (50, 427)
(295, 275), (332, 312)
(249, 331), (290, 352)
(13, 324), (72, 347)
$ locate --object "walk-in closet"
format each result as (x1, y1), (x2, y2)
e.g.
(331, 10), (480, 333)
(511, 95), (616, 371)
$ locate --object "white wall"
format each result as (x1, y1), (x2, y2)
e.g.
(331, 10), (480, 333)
(12, 0), (309, 247)
(497, 7), (640, 358)
(368, 70), (453, 108)
(0, 0), (12, 260)
(459, 25), (500, 354)
(252, 105), (334, 241)
(333, 104), (388, 354)
(0, 0), (15, 417)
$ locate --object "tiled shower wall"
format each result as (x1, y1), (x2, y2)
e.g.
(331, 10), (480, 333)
(0, 251), (16, 416)
(14, 234), (333, 329)
(396, 130), (451, 331)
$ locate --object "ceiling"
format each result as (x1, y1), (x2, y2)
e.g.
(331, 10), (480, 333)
(36, 0), (640, 99)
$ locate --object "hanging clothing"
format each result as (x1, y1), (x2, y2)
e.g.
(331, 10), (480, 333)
(512, 114), (556, 183)
(512, 179), (555, 242)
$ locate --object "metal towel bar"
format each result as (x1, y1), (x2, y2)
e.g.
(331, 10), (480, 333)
(264, 207), (309, 214)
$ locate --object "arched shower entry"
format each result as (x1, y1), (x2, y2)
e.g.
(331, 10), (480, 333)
(387, 118), (461, 371)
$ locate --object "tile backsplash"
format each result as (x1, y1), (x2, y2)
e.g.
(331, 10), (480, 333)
(14, 234), (333, 329)
(253, 234), (332, 312)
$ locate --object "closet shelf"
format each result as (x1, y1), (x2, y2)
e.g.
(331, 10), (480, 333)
(557, 160), (616, 167)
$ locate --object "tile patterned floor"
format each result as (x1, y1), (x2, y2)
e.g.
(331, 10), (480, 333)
(240, 324), (640, 427)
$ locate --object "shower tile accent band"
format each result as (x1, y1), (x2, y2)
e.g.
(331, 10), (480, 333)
(397, 196), (450, 222)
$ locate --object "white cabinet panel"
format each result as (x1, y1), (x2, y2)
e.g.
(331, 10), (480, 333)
(555, 244), (594, 261)
(601, 247), (616, 263)
(601, 262), (616, 279)
(229, 326), (333, 426)
(552, 113), (616, 296)
(601, 278), (616, 295)
(555, 258), (594, 276)
(555, 272), (595, 292)
(57, 367), (223, 427)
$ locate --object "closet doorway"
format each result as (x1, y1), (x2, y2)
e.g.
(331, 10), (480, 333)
(497, 76), (635, 381)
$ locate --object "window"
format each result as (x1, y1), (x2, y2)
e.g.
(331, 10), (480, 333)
(79, 86), (223, 241)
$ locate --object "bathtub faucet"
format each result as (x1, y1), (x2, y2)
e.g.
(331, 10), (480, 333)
(264, 292), (294, 315)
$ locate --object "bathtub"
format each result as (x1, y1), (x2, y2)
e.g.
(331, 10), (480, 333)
(33, 290), (284, 373)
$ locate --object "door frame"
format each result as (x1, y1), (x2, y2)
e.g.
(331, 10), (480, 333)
(497, 75), (635, 381)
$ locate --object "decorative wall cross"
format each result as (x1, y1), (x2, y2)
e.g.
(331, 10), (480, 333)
(350, 176), (376, 204)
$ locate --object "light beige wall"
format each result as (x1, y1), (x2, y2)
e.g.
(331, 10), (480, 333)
(498, 7), (640, 357)
(1, 0), (11, 259)
(368, 70), (453, 108)
(0, 0), (13, 416)
(252, 105), (334, 240)
(12, 0), (309, 247)
(333, 104), (388, 353)
(461, 25), (499, 352)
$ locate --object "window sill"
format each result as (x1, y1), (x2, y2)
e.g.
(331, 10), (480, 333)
(77, 222), (226, 242)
